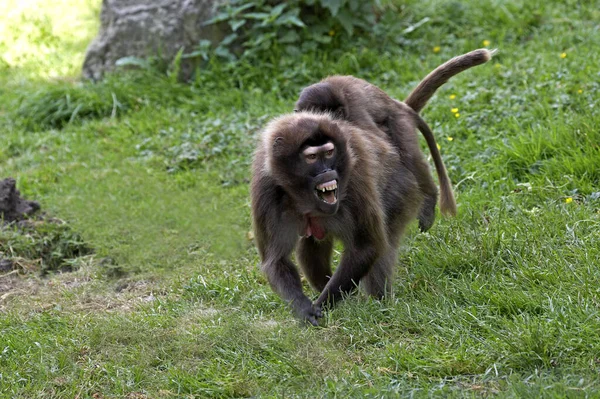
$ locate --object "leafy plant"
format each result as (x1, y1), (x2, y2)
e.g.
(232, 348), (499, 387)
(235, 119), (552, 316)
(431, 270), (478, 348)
(203, 0), (383, 60)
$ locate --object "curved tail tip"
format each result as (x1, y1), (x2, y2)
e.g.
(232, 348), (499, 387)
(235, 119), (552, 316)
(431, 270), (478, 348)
(482, 48), (498, 61)
(440, 191), (457, 217)
(442, 206), (457, 217)
(441, 204), (457, 217)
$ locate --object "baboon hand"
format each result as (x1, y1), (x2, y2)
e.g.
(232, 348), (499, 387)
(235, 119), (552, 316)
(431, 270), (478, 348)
(293, 298), (323, 326)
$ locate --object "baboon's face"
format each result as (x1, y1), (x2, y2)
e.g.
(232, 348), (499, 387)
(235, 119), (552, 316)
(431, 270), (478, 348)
(270, 118), (350, 217)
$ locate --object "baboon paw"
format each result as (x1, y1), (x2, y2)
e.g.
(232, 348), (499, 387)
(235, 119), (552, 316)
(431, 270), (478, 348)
(296, 302), (323, 326)
(418, 197), (437, 232)
(418, 212), (435, 232)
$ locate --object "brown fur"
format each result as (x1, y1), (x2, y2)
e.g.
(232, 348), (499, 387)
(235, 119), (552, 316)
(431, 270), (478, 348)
(295, 48), (494, 230)
(251, 112), (421, 325)
(405, 48), (493, 112)
(251, 49), (493, 325)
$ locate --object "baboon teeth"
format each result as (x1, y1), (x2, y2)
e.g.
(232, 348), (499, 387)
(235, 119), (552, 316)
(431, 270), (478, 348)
(316, 180), (338, 192)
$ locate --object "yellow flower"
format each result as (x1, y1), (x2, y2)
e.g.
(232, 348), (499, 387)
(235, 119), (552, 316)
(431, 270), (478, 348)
(447, 136), (453, 141)
(451, 108), (459, 113)
(565, 197), (573, 204)
(578, 89), (583, 94)
(329, 30), (335, 36)
(494, 63), (502, 68)
(560, 52), (567, 59)
(436, 143), (441, 150)
(483, 40), (491, 47)
(449, 94), (456, 100)
(433, 46), (441, 53)
(455, 113), (460, 118)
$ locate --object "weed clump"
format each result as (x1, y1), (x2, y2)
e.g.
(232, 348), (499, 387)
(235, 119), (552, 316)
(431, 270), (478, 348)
(14, 72), (194, 130)
(0, 220), (93, 274)
(0, 178), (93, 274)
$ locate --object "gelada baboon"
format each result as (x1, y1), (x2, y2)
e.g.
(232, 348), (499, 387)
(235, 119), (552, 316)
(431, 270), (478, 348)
(251, 49), (493, 325)
(295, 48), (493, 231)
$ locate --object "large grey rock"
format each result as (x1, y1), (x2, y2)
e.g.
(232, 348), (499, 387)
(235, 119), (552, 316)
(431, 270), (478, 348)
(82, 0), (227, 81)
(0, 178), (40, 224)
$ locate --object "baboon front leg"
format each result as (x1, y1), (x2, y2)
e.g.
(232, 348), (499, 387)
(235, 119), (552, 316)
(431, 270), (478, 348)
(262, 257), (323, 326)
(314, 243), (379, 308)
(297, 236), (334, 292)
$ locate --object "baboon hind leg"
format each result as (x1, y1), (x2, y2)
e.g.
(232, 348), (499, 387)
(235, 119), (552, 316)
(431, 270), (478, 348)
(297, 236), (334, 292)
(360, 247), (398, 299)
(386, 110), (439, 232)
(412, 155), (438, 232)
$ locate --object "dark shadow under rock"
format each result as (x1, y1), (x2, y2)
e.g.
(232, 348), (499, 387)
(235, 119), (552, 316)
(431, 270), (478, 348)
(0, 178), (40, 224)
(0, 258), (13, 272)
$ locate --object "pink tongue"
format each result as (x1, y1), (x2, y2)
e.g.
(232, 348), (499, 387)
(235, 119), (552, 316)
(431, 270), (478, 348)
(306, 216), (326, 240)
(322, 191), (336, 204)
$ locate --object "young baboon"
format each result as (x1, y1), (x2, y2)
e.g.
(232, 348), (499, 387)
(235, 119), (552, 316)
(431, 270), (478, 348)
(295, 48), (493, 231)
(251, 49), (493, 324)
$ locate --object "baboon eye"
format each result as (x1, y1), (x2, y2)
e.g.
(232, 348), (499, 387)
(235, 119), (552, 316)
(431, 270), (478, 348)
(305, 153), (317, 163)
(325, 149), (334, 158)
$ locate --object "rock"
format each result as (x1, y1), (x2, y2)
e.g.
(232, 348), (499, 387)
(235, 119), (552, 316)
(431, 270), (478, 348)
(0, 178), (40, 224)
(0, 259), (13, 272)
(82, 0), (228, 81)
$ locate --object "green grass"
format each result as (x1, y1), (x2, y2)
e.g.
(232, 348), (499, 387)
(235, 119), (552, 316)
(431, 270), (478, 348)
(1, 0), (600, 397)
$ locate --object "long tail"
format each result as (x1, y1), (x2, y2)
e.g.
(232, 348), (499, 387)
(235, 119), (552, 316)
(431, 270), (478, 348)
(405, 48), (495, 113)
(414, 113), (457, 216)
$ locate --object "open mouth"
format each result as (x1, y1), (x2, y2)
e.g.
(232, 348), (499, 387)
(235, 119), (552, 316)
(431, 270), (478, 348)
(315, 179), (338, 205)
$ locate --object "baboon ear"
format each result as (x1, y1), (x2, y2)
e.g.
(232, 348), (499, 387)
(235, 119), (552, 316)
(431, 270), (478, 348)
(271, 136), (285, 157)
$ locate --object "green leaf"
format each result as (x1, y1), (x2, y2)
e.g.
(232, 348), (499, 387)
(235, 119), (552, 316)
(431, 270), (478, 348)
(220, 33), (239, 46)
(320, 0), (343, 16)
(279, 30), (300, 43)
(284, 45), (302, 56)
(215, 46), (235, 60)
(249, 32), (276, 47)
(229, 19), (247, 31)
(202, 12), (230, 26)
(231, 2), (256, 16)
(270, 3), (287, 18)
(402, 17), (430, 34)
(336, 9), (356, 36)
(244, 12), (270, 20)
(180, 49), (207, 60)
(313, 34), (332, 44)
(275, 13), (306, 28)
